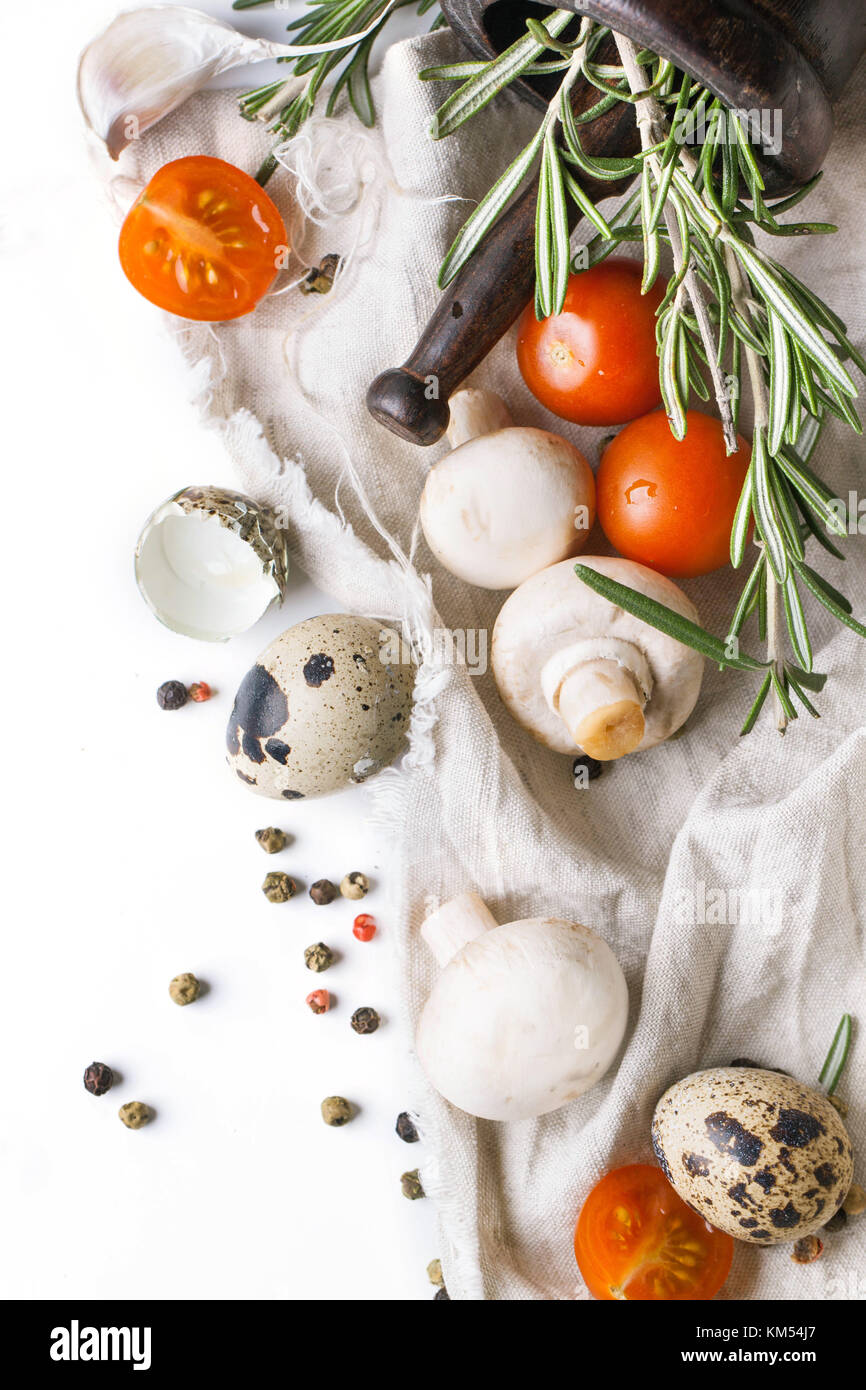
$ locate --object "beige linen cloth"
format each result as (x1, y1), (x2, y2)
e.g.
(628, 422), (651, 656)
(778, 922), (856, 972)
(108, 32), (865, 1300)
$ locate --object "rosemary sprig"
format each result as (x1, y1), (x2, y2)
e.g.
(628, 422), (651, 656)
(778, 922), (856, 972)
(818, 1014), (853, 1096)
(429, 15), (865, 735)
(235, 0), (440, 182)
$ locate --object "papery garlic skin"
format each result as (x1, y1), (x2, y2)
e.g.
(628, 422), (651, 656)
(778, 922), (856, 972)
(77, 7), (296, 158)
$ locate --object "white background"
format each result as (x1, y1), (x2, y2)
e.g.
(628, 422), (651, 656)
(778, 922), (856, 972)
(1, 0), (441, 1299)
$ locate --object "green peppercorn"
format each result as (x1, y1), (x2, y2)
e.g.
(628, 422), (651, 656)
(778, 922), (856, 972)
(119, 1102), (152, 1130)
(401, 1169), (425, 1201)
(340, 871), (369, 900)
(304, 942), (335, 973)
(262, 871), (297, 903)
(299, 253), (341, 295)
(169, 972), (200, 1006)
(843, 1183), (866, 1217)
(427, 1259), (444, 1287)
(255, 827), (288, 854)
(351, 1006), (380, 1035)
(310, 878), (337, 905)
(321, 1096), (353, 1127)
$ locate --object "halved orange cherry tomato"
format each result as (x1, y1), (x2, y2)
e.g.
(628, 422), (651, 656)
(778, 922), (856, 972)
(575, 1164), (733, 1301)
(118, 156), (288, 321)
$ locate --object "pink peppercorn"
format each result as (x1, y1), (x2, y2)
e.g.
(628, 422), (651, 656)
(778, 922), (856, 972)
(353, 914), (377, 943)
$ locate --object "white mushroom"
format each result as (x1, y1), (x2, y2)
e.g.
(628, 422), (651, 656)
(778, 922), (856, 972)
(492, 556), (704, 761)
(419, 387), (595, 590)
(416, 893), (628, 1122)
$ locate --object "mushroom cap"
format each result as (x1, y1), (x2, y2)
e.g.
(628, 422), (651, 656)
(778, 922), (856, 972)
(416, 917), (628, 1122)
(492, 556), (704, 754)
(420, 428), (595, 590)
(226, 614), (414, 799)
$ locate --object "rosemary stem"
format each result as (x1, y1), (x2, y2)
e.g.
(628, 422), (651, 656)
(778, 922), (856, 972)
(724, 243), (788, 732)
(613, 34), (738, 454)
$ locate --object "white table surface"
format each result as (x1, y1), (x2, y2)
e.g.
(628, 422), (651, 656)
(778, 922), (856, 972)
(2, 0), (441, 1300)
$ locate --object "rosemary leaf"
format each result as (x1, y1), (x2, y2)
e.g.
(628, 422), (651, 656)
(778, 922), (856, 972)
(795, 561), (866, 638)
(818, 1014), (853, 1095)
(775, 448), (847, 538)
(430, 8), (573, 138)
(740, 672), (772, 735)
(732, 243), (857, 396)
(573, 565), (767, 671)
(795, 562), (853, 615)
(728, 553), (767, 640)
(438, 124), (546, 287)
(782, 570), (812, 671)
(640, 161), (661, 293)
(750, 427), (788, 583)
(729, 470), (753, 569)
(785, 672), (820, 717)
(786, 664), (828, 693)
(660, 309), (687, 438)
(767, 307), (794, 455)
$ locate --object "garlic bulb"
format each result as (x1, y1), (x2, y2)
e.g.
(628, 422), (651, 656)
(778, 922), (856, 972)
(77, 3), (399, 159)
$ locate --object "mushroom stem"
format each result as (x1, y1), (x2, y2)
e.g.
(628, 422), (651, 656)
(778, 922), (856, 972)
(421, 892), (498, 967)
(541, 639), (653, 761)
(445, 387), (513, 449)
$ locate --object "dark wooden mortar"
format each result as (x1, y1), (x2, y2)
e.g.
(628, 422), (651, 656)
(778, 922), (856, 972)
(366, 0), (866, 446)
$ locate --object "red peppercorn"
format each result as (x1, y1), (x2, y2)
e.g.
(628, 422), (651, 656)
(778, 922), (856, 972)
(306, 989), (330, 1014)
(188, 681), (212, 703)
(353, 913), (377, 942)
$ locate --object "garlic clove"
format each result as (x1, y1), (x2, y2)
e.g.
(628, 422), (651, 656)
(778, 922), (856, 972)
(77, 8), (286, 159)
(77, 3), (403, 160)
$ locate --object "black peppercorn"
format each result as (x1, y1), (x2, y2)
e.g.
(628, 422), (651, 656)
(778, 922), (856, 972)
(823, 1209), (847, 1234)
(572, 755), (602, 785)
(310, 878), (337, 905)
(83, 1062), (114, 1096)
(434, 1287), (450, 1300)
(401, 1169), (425, 1200)
(396, 1111), (419, 1143)
(351, 1006), (380, 1035)
(156, 680), (188, 711)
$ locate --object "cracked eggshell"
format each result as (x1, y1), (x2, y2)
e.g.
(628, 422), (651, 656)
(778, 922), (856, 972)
(652, 1067), (854, 1244)
(226, 614), (414, 799)
(135, 486), (288, 641)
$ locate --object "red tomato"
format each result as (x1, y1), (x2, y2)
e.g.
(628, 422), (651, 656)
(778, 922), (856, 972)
(516, 260), (665, 426)
(575, 1164), (733, 1301)
(118, 156), (287, 321)
(597, 409), (751, 577)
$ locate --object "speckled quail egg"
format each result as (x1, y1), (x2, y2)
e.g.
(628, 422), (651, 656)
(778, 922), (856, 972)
(652, 1067), (854, 1244)
(226, 614), (414, 799)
